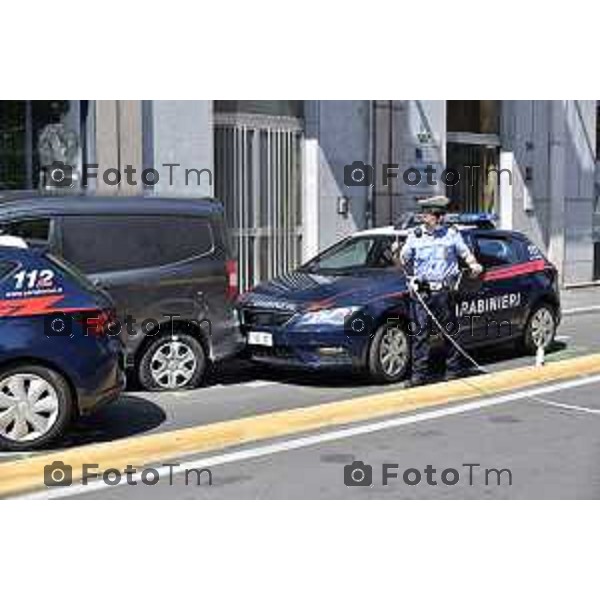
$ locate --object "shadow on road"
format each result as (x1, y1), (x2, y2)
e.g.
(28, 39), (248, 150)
(51, 395), (167, 450)
(203, 339), (569, 389)
(473, 339), (567, 366)
(119, 340), (570, 395)
(206, 358), (375, 388)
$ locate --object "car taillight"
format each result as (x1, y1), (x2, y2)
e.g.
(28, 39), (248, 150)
(226, 259), (238, 300)
(77, 308), (117, 336)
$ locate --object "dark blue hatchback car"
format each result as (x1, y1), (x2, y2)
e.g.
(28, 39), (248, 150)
(0, 242), (124, 450)
(238, 216), (561, 384)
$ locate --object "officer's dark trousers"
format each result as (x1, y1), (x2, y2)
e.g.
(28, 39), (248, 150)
(410, 290), (466, 383)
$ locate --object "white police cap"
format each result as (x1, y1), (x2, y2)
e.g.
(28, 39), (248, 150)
(417, 195), (450, 213)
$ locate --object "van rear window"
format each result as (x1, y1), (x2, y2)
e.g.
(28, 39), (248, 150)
(62, 215), (214, 274)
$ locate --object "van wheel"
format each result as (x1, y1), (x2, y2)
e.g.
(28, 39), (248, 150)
(0, 365), (73, 451)
(138, 334), (206, 391)
(522, 303), (557, 354)
(368, 322), (410, 384)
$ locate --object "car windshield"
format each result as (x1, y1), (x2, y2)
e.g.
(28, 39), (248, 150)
(300, 235), (406, 273)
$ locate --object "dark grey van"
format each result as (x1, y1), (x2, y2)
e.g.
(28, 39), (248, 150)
(0, 194), (243, 390)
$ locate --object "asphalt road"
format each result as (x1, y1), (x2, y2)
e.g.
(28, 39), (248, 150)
(75, 378), (600, 499)
(68, 309), (600, 433)
(5, 305), (598, 499)
(43, 306), (600, 448)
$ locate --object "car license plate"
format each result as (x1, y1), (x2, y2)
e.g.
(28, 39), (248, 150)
(248, 331), (273, 347)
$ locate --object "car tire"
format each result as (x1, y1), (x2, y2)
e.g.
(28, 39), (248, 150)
(521, 303), (557, 354)
(0, 365), (74, 451)
(138, 333), (206, 391)
(368, 322), (410, 384)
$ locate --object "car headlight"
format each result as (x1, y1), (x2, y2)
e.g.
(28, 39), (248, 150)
(295, 306), (361, 326)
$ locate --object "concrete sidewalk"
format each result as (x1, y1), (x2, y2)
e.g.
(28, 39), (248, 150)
(561, 286), (600, 312)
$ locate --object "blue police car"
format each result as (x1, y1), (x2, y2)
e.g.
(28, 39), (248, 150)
(238, 215), (561, 383)
(0, 239), (124, 450)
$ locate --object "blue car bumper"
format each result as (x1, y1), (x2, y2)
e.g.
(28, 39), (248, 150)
(245, 326), (371, 370)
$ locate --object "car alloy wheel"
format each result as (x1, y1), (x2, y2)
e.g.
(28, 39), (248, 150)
(529, 306), (555, 349)
(0, 373), (60, 442)
(149, 339), (199, 389)
(368, 322), (410, 384)
(138, 333), (206, 392)
(378, 326), (409, 378)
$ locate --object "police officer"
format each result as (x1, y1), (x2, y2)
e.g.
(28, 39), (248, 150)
(400, 196), (483, 387)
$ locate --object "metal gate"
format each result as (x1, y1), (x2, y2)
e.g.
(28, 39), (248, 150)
(214, 113), (303, 292)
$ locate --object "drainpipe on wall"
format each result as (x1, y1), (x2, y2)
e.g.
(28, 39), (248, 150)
(547, 100), (566, 283)
(366, 100), (374, 228)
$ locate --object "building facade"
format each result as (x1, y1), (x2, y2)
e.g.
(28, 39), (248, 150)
(0, 100), (597, 288)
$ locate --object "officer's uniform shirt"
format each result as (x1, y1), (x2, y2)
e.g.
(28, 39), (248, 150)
(400, 225), (471, 285)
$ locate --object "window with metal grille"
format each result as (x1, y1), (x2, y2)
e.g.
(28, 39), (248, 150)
(214, 108), (303, 292)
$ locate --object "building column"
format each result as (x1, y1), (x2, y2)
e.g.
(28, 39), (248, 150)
(94, 100), (143, 195)
(148, 100), (213, 197)
(547, 100), (566, 279)
(311, 100), (370, 251)
(498, 150), (514, 229)
(302, 101), (320, 261)
(372, 100), (445, 226)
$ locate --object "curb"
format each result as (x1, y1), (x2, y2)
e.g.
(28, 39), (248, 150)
(2, 352), (600, 498)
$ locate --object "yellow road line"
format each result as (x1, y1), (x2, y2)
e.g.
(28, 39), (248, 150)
(2, 352), (600, 498)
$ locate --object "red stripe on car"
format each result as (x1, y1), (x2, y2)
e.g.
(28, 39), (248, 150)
(0, 294), (88, 317)
(482, 259), (547, 282)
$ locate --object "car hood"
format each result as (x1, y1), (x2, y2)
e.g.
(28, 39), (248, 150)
(238, 269), (408, 311)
